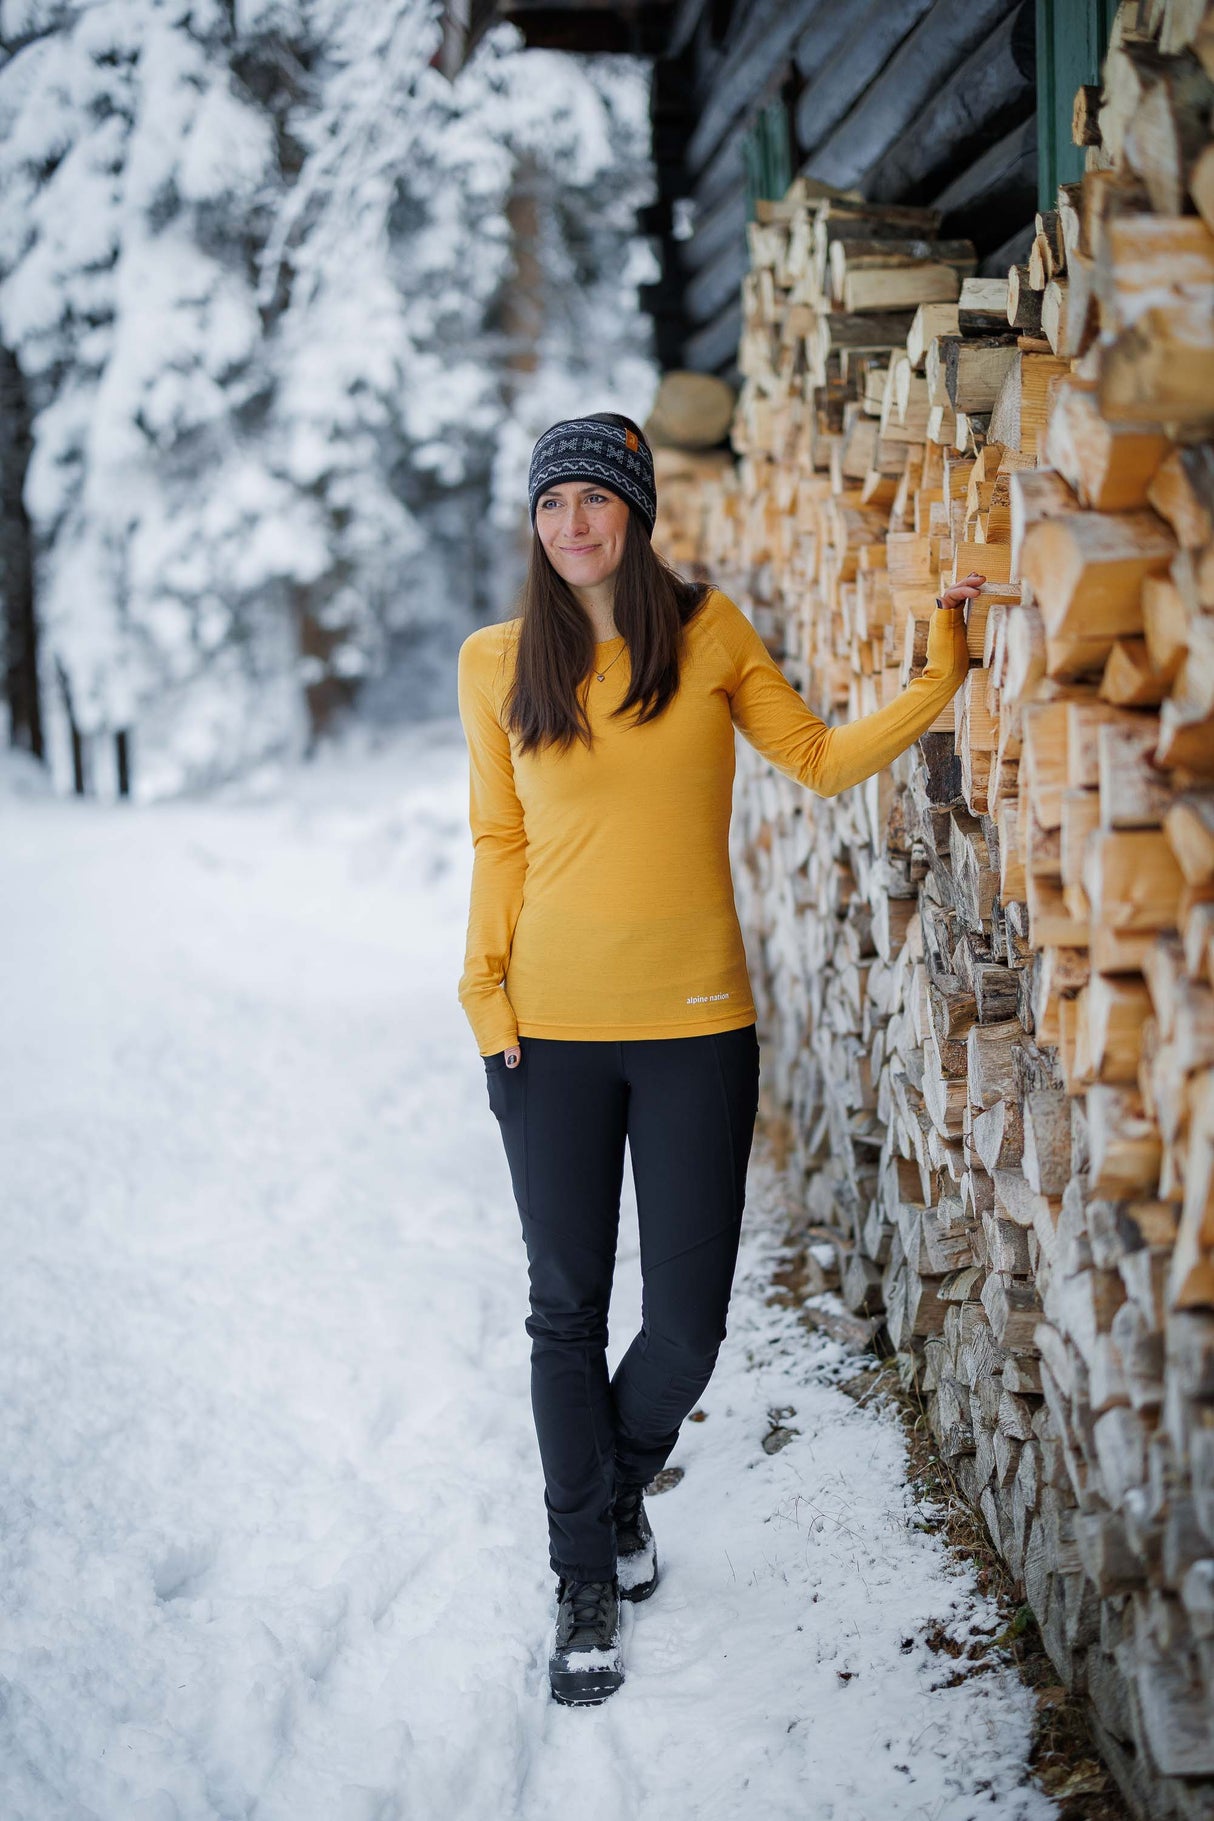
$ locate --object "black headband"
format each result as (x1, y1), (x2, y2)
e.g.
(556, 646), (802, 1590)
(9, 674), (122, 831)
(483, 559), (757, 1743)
(527, 417), (657, 537)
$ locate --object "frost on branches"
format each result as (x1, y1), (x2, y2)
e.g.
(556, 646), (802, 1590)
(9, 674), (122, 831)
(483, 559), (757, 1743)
(0, 0), (657, 797)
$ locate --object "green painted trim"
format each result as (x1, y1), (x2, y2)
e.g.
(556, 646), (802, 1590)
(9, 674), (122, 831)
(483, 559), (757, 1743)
(1036, 0), (1118, 212)
(743, 98), (793, 220)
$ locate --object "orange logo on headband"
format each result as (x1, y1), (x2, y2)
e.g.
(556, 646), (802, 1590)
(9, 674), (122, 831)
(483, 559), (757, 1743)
(625, 428), (638, 451)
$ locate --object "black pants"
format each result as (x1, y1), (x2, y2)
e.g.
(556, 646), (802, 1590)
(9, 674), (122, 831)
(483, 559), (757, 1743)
(482, 1024), (761, 1582)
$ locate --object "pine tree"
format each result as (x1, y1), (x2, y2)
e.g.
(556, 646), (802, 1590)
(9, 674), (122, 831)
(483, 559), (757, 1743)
(0, 0), (296, 792)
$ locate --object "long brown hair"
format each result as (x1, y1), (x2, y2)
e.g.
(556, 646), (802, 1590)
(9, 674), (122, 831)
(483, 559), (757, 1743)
(504, 417), (711, 756)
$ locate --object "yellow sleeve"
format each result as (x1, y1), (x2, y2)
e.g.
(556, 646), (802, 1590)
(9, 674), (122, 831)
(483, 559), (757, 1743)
(723, 598), (968, 798)
(456, 633), (527, 1055)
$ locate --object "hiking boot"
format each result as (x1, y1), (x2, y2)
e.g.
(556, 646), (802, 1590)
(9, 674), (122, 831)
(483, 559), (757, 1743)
(614, 1482), (659, 1602)
(549, 1576), (624, 1706)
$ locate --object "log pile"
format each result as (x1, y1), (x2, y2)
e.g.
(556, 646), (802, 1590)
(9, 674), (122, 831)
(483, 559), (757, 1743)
(672, 7), (1214, 1814)
(646, 371), (737, 569)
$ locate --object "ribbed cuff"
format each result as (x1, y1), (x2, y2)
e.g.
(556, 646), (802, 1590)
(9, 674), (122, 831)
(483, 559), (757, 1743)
(461, 993), (519, 1058)
(551, 1552), (618, 1583)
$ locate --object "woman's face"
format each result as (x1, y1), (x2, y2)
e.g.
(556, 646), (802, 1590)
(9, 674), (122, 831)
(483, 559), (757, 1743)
(535, 483), (630, 593)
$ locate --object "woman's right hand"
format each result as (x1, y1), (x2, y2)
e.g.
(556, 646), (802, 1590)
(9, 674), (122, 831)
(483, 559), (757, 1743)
(505, 1043), (522, 1069)
(939, 571), (986, 611)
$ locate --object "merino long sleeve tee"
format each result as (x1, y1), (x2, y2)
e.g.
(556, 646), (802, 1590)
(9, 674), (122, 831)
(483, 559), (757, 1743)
(456, 587), (967, 1055)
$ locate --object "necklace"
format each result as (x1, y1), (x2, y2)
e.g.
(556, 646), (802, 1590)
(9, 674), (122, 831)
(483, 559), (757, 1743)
(594, 643), (625, 684)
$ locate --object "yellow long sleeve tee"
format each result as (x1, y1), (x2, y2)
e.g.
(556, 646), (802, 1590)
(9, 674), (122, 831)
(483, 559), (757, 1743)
(456, 586), (967, 1055)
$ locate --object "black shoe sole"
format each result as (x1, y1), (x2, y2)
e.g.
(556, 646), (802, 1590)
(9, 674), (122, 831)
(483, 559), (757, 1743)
(550, 1666), (625, 1705)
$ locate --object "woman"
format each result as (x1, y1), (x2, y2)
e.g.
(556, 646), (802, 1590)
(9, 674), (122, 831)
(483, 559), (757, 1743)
(457, 411), (981, 1707)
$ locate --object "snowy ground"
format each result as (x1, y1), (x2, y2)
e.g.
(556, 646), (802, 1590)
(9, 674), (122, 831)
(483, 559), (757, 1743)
(1, 727), (1059, 1821)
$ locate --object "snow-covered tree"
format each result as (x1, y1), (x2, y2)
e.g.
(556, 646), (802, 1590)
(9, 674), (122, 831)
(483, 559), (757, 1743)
(251, 0), (658, 725)
(0, 0), (301, 793)
(0, 0), (656, 796)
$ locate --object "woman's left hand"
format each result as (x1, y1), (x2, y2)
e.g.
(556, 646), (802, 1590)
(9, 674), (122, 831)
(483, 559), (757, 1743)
(938, 572), (986, 611)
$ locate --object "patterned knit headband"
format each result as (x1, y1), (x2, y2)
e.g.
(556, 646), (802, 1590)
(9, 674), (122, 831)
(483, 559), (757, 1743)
(527, 417), (657, 537)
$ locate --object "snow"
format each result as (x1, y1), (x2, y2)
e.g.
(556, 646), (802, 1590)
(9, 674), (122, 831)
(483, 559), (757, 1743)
(552, 1645), (623, 1675)
(615, 1538), (654, 1591)
(0, 729), (1060, 1821)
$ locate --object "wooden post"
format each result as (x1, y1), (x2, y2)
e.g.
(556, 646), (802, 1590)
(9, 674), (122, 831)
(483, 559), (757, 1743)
(1035, 0), (1116, 213)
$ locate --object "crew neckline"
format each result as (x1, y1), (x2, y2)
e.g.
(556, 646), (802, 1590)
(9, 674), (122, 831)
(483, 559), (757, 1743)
(595, 633), (625, 647)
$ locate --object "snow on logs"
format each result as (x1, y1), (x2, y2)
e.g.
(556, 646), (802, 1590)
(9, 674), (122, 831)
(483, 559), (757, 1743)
(676, 12), (1214, 1811)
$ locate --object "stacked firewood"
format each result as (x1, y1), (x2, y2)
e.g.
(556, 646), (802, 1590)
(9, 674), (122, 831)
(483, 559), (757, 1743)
(676, 7), (1214, 1814)
(650, 445), (734, 571)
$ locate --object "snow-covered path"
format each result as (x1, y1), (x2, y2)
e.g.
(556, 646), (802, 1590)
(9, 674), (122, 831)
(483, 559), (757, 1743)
(1, 729), (1057, 1821)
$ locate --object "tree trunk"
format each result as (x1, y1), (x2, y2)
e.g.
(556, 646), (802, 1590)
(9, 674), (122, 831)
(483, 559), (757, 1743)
(0, 344), (42, 758)
(55, 658), (86, 796)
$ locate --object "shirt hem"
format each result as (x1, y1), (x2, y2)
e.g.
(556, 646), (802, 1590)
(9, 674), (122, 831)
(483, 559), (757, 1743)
(514, 1005), (758, 1042)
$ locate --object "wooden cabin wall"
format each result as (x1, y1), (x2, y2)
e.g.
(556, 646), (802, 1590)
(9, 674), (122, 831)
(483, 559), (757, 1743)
(646, 0), (1041, 376)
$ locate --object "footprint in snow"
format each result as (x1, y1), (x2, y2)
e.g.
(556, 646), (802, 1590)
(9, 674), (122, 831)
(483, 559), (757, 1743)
(152, 1535), (217, 1602)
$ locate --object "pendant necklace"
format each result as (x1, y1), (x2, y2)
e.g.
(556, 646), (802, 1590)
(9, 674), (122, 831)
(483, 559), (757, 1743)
(595, 643), (626, 684)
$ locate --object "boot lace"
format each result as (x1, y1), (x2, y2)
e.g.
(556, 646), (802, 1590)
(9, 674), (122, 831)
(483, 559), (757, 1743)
(614, 1483), (644, 1530)
(566, 1578), (613, 1634)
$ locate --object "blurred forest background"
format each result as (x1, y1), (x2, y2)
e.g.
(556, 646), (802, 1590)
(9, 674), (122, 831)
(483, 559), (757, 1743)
(0, 0), (657, 799)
